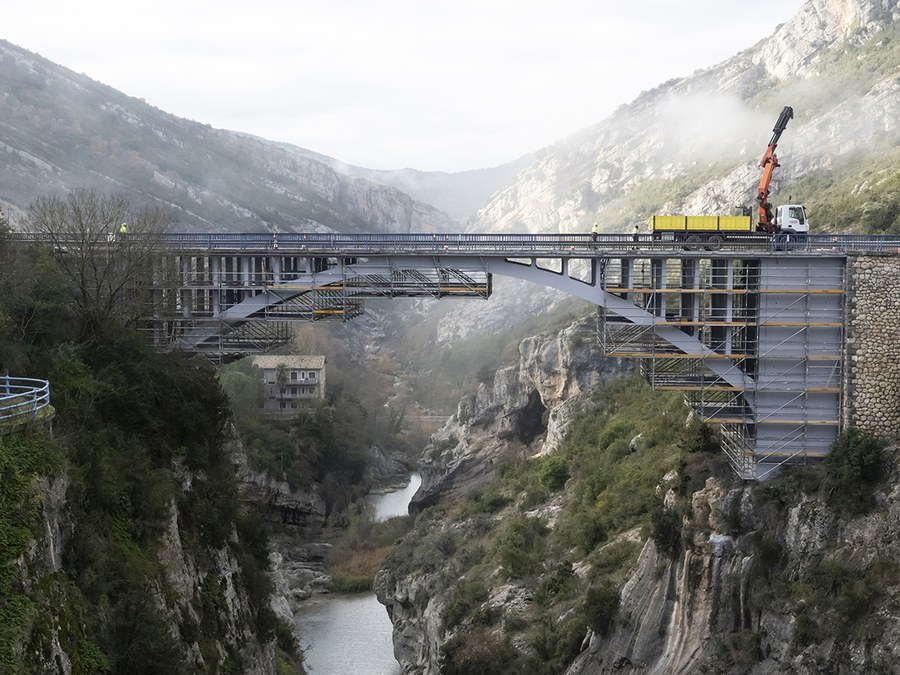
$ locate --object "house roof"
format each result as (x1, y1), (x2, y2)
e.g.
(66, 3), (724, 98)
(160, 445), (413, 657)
(251, 355), (326, 370)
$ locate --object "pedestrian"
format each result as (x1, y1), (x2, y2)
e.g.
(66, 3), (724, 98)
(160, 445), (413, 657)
(632, 223), (640, 247)
(118, 222), (127, 237)
(591, 222), (599, 248)
(272, 233), (279, 250)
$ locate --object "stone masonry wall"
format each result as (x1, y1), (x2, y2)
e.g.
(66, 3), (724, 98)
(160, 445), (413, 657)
(843, 253), (900, 437)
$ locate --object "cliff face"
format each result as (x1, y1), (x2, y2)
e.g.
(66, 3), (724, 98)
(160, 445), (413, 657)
(380, 429), (900, 675)
(15, 461), (276, 673)
(411, 315), (634, 512)
(568, 443), (900, 674)
(376, 316), (637, 673)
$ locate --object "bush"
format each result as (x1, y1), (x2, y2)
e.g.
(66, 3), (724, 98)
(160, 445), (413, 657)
(681, 417), (718, 454)
(822, 428), (884, 515)
(443, 578), (489, 627)
(538, 454), (569, 491)
(730, 630), (762, 664)
(497, 515), (547, 578)
(583, 580), (620, 635)
(441, 629), (519, 675)
(647, 499), (681, 558)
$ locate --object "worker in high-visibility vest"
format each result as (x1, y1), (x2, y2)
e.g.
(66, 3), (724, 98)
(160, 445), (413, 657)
(591, 222), (599, 248)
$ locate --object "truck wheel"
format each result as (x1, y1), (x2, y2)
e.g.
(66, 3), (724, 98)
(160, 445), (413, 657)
(704, 235), (724, 251)
(684, 234), (702, 251)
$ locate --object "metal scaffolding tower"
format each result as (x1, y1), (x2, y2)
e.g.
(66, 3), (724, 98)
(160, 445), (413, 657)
(599, 254), (844, 480)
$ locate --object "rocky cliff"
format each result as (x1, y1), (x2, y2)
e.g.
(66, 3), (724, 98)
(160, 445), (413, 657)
(381, 403), (900, 675)
(568, 440), (900, 674)
(376, 315), (639, 672)
(13, 458), (277, 673)
(410, 315), (634, 512)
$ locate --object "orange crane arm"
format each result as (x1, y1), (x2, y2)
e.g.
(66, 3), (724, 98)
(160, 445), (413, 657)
(756, 106), (793, 233)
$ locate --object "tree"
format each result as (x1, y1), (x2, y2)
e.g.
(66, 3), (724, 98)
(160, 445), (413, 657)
(25, 188), (172, 331)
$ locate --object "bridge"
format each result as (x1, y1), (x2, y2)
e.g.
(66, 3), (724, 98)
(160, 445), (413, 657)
(7, 229), (899, 478)
(136, 231), (900, 481)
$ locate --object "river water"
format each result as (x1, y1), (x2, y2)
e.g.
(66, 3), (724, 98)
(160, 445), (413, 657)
(294, 473), (421, 675)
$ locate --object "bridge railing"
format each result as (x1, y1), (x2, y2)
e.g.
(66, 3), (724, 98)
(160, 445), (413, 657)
(7, 230), (900, 254)
(0, 376), (51, 425)
(153, 232), (900, 253)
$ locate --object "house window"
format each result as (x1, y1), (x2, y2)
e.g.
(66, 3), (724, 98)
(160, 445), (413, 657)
(279, 401), (286, 409)
(291, 386), (298, 395)
(290, 371), (298, 381)
(291, 401), (298, 409)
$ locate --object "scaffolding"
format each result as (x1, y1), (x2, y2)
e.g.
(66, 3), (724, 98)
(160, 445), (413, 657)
(599, 254), (844, 480)
(139, 251), (491, 359)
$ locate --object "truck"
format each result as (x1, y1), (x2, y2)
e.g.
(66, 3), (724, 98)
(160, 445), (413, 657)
(649, 106), (809, 248)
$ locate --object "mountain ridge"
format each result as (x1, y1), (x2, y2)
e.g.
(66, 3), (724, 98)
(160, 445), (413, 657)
(0, 39), (517, 233)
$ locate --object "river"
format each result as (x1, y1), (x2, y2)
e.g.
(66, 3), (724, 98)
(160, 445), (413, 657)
(294, 473), (421, 675)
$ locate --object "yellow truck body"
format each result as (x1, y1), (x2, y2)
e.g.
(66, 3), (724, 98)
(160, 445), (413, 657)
(649, 215), (753, 233)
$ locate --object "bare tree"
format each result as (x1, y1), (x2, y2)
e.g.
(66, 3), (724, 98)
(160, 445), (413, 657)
(26, 188), (172, 329)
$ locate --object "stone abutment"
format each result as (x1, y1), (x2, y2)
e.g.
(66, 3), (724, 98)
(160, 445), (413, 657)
(842, 253), (900, 438)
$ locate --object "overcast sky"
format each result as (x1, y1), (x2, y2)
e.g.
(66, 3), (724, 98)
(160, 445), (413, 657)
(6, 0), (806, 172)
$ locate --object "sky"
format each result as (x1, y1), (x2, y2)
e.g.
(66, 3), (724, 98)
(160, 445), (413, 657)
(5, 0), (807, 173)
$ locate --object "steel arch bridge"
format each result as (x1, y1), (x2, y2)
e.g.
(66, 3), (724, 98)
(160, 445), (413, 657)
(137, 230), (900, 480)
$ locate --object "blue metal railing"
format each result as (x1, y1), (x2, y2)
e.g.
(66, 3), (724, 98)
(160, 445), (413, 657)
(0, 376), (51, 425)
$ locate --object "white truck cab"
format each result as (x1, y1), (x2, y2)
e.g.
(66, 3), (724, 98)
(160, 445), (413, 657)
(774, 204), (809, 234)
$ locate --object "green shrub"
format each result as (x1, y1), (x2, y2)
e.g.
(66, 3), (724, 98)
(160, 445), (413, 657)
(681, 417), (718, 454)
(583, 580), (620, 635)
(441, 629), (519, 675)
(442, 579), (489, 628)
(822, 428), (884, 515)
(535, 559), (575, 605)
(538, 454), (569, 491)
(647, 499), (681, 558)
(524, 614), (587, 675)
(497, 515), (547, 578)
(730, 630), (762, 664)
(792, 610), (817, 647)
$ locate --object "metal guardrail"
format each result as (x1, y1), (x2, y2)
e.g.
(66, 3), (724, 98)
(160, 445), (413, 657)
(158, 232), (900, 254)
(5, 231), (900, 254)
(0, 376), (51, 425)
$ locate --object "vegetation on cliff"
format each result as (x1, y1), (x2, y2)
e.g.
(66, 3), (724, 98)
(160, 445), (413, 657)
(747, 430), (899, 667)
(380, 376), (727, 673)
(0, 199), (300, 673)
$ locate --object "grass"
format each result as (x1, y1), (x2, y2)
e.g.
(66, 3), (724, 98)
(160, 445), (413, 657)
(328, 514), (413, 592)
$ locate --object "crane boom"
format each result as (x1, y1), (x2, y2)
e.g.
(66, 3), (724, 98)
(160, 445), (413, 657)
(757, 105), (793, 233)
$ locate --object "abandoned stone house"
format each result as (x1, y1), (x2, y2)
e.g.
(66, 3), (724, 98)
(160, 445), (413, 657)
(251, 355), (326, 413)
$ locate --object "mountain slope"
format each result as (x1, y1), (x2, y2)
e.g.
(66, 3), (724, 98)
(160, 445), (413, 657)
(0, 40), (460, 233)
(279, 143), (534, 222)
(471, 0), (900, 236)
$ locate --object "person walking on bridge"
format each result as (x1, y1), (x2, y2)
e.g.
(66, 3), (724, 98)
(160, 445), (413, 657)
(632, 223), (640, 249)
(591, 222), (599, 249)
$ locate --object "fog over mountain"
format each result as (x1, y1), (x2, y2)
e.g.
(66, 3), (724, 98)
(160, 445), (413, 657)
(470, 0), (899, 236)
